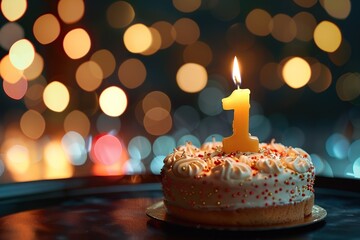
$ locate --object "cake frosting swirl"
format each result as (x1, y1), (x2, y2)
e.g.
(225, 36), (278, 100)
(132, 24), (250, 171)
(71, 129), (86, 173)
(161, 140), (315, 210)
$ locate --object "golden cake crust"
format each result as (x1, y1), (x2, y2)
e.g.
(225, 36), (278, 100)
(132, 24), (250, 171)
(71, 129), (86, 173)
(164, 194), (314, 226)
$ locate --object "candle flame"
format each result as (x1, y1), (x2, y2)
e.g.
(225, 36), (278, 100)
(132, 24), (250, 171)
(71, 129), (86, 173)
(232, 56), (241, 88)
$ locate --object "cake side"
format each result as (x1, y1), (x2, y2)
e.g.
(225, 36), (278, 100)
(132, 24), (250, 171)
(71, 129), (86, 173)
(160, 141), (315, 225)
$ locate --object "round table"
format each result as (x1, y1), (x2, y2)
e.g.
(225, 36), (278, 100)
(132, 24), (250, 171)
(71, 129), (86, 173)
(0, 175), (359, 239)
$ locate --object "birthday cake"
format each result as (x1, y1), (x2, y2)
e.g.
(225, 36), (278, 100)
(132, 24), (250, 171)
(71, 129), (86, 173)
(160, 140), (315, 226)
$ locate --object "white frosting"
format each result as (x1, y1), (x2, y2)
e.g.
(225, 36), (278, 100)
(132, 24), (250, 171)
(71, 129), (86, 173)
(161, 141), (315, 209)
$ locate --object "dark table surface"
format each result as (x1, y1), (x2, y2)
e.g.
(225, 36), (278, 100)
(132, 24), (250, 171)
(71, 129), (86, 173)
(0, 175), (359, 240)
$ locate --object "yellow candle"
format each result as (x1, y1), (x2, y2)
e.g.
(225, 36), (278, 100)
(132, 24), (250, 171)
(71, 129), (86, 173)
(222, 57), (259, 153)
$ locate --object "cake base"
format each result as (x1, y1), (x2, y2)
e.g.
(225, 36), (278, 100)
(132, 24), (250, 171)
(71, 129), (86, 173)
(164, 194), (314, 227)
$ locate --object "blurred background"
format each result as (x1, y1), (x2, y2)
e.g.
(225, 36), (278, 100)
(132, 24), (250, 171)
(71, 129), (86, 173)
(0, 0), (359, 184)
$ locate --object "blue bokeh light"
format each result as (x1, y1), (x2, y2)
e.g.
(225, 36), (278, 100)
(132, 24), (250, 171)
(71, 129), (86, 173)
(128, 136), (151, 160)
(153, 136), (176, 156)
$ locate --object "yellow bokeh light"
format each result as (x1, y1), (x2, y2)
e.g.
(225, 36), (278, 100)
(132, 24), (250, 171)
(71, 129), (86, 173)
(43, 81), (70, 112)
(323, 0), (351, 19)
(63, 28), (91, 59)
(314, 21), (342, 53)
(106, 1), (135, 28)
(64, 110), (90, 137)
(90, 49), (116, 78)
(282, 57), (311, 89)
(99, 86), (128, 117)
(172, 0), (201, 13)
(1, 0), (27, 21)
(245, 9), (272, 37)
(0, 55), (23, 83)
(142, 27), (162, 56)
(76, 61), (103, 92)
(118, 58), (146, 89)
(23, 52), (44, 80)
(176, 63), (208, 93)
(123, 24), (152, 53)
(33, 14), (61, 45)
(44, 141), (73, 179)
(9, 39), (35, 70)
(5, 144), (30, 175)
(58, 0), (84, 24)
(20, 110), (46, 139)
(173, 18), (200, 45)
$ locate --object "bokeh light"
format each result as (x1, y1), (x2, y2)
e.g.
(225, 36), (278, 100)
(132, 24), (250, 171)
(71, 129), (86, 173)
(176, 63), (207, 93)
(282, 57), (311, 89)
(1, 0), (27, 21)
(99, 86), (127, 117)
(0, 55), (23, 83)
(173, 18), (200, 45)
(61, 131), (87, 166)
(3, 77), (27, 100)
(123, 24), (152, 54)
(336, 72), (360, 101)
(172, 0), (201, 13)
(270, 14), (297, 43)
(245, 9), (272, 36)
(308, 63), (332, 93)
(293, 12), (317, 42)
(44, 141), (73, 179)
(106, 1), (135, 28)
(326, 133), (349, 159)
(64, 110), (90, 138)
(143, 107), (172, 136)
(20, 110), (45, 140)
(153, 136), (176, 156)
(183, 41), (213, 66)
(23, 53), (44, 81)
(128, 136), (152, 160)
(33, 14), (61, 45)
(43, 81), (70, 112)
(76, 61), (103, 91)
(9, 39), (35, 70)
(90, 49), (116, 79)
(293, 0), (317, 8)
(118, 58), (146, 89)
(4, 144), (30, 175)
(314, 21), (342, 52)
(322, 0), (351, 19)
(142, 91), (171, 113)
(57, 0), (85, 24)
(151, 21), (176, 49)
(90, 134), (123, 166)
(63, 28), (91, 59)
(0, 22), (24, 50)
(198, 87), (224, 116)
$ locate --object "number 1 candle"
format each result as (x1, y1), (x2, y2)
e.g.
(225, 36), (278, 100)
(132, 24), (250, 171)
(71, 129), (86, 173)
(222, 57), (259, 153)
